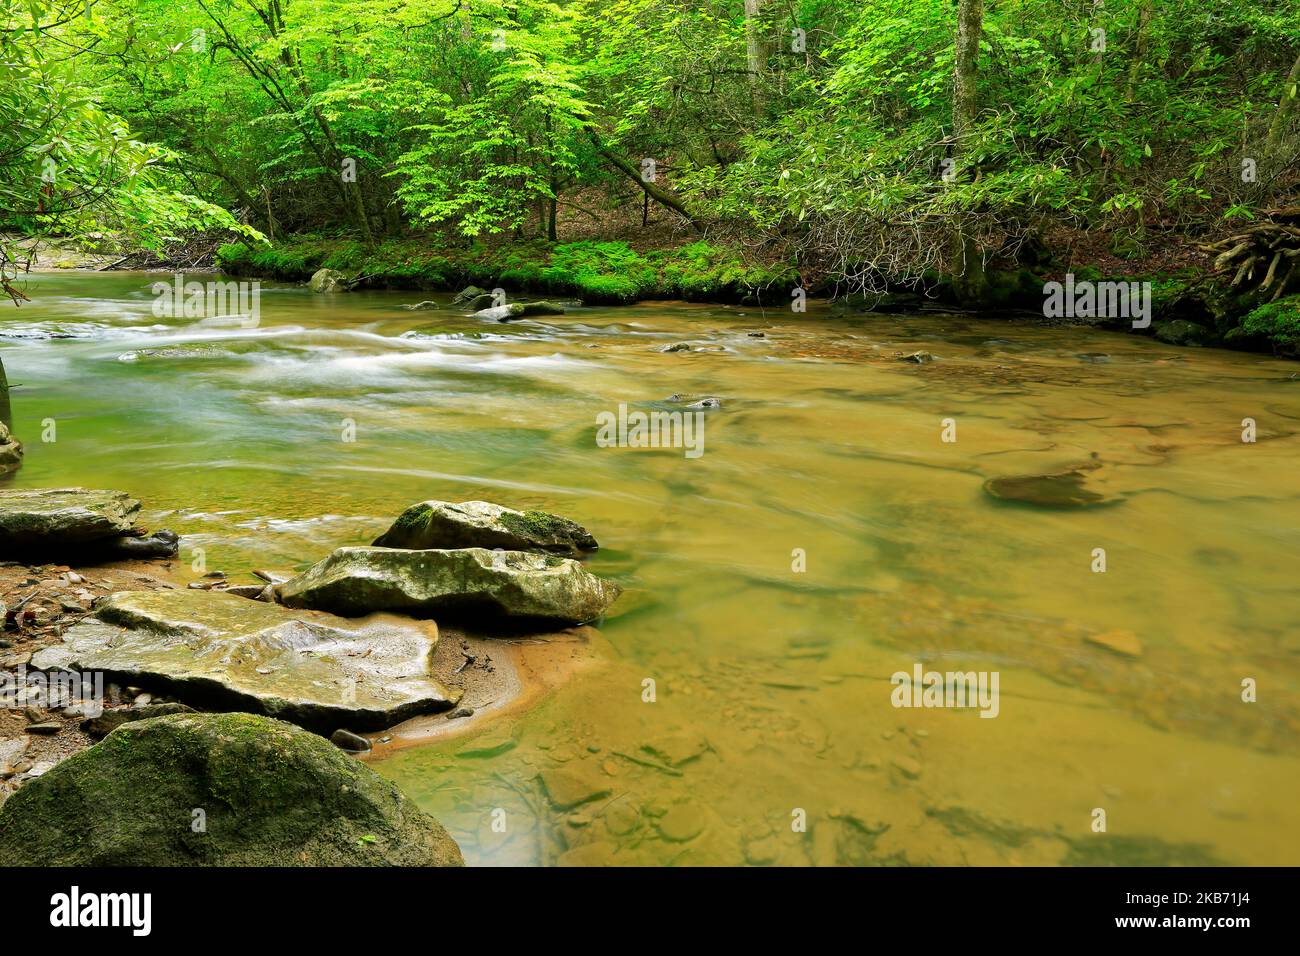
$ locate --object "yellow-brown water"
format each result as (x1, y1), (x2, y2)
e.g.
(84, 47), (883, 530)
(4, 272), (1298, 865)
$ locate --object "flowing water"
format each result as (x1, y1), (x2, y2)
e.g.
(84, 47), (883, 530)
(4, 271), (1298, 865)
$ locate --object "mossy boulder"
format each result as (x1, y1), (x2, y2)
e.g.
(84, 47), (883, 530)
(374, 500), (598, 556)
(1154, 318), (1217, 347)
(0, 712), (463, 866)
(309, 268), (349, 293)
(1234, 296), (1300, 356)
(279, 546), (620, 625)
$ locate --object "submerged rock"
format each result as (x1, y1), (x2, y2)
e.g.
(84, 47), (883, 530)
(30, 589), (459, 732)
(0, 712), (463, 865)
(373, 500), (598, 556)
(1085, 629), (1143, 658)
(279, 546), (621, 625)
(400, 300), (440, 311)
(982, 466), (1118, 509)
(309, 268), (349, 293)
(0, 488), (140, 551)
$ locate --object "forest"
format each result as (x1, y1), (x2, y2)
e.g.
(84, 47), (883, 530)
(3, 0), (1300, 350)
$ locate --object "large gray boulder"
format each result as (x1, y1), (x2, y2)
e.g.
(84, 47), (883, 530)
(0, 487), (140, 550)
(279, 546), (620, 625)
(0, 712), (463, 866)
(373, 500), (598, 556)
(31, 590), (460, 731)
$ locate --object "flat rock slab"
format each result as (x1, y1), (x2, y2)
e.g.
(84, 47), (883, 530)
(0, 488), (140, 548)
(373, 500), (598, 556)
(279, 546), (620, 625)
(30, 590), (459, 732)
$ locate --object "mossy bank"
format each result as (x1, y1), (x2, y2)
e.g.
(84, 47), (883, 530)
(217, 236), (1298, 358)
(217, 235), (798, 305)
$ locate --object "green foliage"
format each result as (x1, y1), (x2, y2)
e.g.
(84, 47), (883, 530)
(1238, 297), (1300, 355)
(12, 0), (1300, 314)
(0, 0), (251, 293)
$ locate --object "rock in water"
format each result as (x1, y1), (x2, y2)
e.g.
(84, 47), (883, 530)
(463, 293), (496, 311)
(473, 303), (525, 321)
(982, 468), (1117, 509)
(472, 301), (565, 321)
(1085, 629), (1143, 658)
(373, 500), (598, 556)
(0, 488), (140, 550)
(452, 285), (487, 304)
(517, 300), (566, 316)
(30, 590), (459, 731)
(0, 712), (463, 866)
(0, 421), (22, 474)
(309, 268), (349, 293)
(279, 547), (621, 625)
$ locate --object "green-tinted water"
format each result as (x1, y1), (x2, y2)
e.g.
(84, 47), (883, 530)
(4, 271), (1298, 865)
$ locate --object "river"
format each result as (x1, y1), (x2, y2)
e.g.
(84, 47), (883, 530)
(3, 271), (1298, 865)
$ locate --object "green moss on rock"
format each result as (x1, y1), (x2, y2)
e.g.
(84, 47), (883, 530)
(0, 712), (463, 866)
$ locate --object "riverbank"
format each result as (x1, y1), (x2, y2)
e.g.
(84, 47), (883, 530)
(211, 234), (1300, 359)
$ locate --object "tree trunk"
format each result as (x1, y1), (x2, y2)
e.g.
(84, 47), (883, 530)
(590, 134), (700, 228)
(743, 0), (772, 110)
(1266, 47), (1300, 157)
(950, 0), (988, 306)
(1125, 0), (1154, 103)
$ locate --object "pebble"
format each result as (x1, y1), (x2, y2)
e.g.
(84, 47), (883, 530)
(329, 729), (371, 753)
(656, 803), (707, 843)
(538, 768), (610, 810)
(891, 755), (923, 780)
